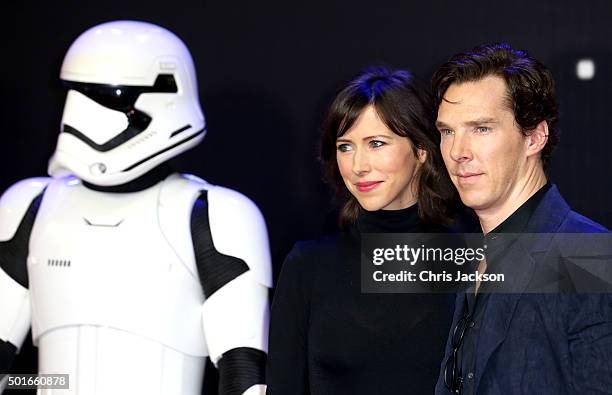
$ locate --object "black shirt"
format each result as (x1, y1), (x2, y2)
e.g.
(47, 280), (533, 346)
(267, 204), (455, 394)
(457, 183), (551, 395)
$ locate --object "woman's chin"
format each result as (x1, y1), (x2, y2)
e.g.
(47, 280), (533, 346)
(354, 197), (385, 212)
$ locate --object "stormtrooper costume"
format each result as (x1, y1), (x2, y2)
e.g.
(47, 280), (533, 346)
(0, 21), (271, 394)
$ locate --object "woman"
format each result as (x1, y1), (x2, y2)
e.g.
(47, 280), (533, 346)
(266, 67), (460, 394)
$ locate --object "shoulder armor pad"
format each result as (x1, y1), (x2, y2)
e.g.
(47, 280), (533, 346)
(158, 173), (212, 278)
(208, 186), (272, 288)
(0, 178), (50, 241)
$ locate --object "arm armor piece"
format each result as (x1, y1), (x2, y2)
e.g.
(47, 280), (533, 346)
(218, 347), (266, 395)
(0, 178), (48, 367)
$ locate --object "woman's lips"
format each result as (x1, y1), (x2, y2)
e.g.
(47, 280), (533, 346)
(356, 181), (382, 192)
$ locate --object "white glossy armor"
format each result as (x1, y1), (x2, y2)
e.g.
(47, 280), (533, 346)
(0, 178), (47, 349)
(48, 20), (206, 186)
(1, 20), (270, 395)
(0, 175), (271, 394)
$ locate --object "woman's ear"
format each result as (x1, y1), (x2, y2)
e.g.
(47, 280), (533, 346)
(417, 148), (427, 164)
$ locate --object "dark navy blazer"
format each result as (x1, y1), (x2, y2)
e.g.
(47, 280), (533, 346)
(436, 185), (612, 395)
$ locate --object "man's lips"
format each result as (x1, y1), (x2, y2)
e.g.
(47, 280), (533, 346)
(355, 181), (382, 192)
(455, 172), (484, 184)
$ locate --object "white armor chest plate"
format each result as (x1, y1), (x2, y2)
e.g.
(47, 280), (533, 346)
(27, 176), (207, 357)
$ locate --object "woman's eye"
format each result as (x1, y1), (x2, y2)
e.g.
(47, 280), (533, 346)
(337, 144), (352, 152)
(369, 140), (385, 148)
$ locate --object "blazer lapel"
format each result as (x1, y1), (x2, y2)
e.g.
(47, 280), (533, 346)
(473, 238), (536, 391)
(525, 185), (570, 234)
(472, 184), (571, 391)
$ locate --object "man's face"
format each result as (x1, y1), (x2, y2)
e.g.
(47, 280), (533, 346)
(436, 75), (531, 215)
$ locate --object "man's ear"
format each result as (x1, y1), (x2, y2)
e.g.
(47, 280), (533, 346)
(525, 120), (549, 158)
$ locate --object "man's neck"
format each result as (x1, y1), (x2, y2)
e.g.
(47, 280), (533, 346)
(477, 167), (547, 234)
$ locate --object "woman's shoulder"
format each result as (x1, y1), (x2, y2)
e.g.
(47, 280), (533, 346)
(288, 233), (343, 260)
(284, 232), (352, 272)
(277, 233), (353, 299)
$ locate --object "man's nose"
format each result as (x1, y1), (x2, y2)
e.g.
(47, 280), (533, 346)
(450, 131), (472, 163)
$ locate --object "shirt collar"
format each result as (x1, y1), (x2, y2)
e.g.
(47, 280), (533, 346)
(489, 182), (551, 235)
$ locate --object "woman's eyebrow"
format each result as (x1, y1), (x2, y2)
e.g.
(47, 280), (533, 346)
(336, 134), (392, 143)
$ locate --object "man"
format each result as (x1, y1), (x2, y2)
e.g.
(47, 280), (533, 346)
(433, 43), (611, 394)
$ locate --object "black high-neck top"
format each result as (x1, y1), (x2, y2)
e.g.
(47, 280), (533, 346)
(267, 205), (455, 394)
(356, 204), (425, 234)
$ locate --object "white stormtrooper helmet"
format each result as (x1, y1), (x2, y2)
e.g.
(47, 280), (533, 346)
(48, 20), (206, 186)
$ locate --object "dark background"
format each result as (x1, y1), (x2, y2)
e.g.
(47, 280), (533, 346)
(2, 0), (611, 392)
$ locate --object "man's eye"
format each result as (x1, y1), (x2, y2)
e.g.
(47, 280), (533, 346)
(440, 129), (454, 136)
(369, 140), (385, 148)
(337, 144), (352, 152)
(476, 126), (491, 134)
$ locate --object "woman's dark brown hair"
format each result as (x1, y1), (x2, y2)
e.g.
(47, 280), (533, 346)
(320, 66), (459, 229)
